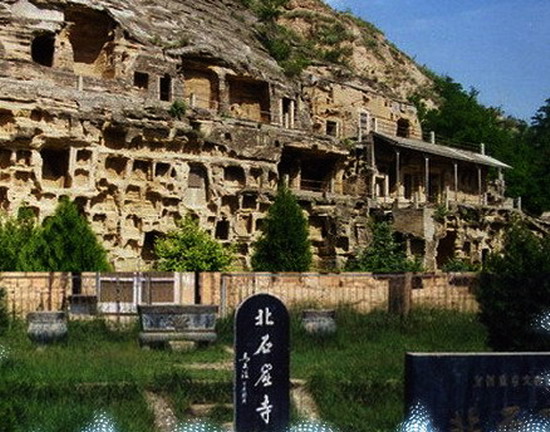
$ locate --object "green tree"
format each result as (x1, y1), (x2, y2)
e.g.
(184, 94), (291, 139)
(346, 220), (423, 273)
(417, 76), (550, 215)
(154, 215), (233, 271)
(477, 221), (550, 350)
(0, 206), (41, 271)
(521, 98), (550, 214)
(421, 76), (518, 148)
(33, 197), (110, 272)
(251, 186), (312, 272)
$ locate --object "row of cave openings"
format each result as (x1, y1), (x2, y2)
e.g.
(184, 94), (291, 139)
(27, 7), (286, 125)
(31, 7), (116, 78)
(1, 143), (345, 210)
(27, 7), (414, 140)
(3, 143), (339, 199)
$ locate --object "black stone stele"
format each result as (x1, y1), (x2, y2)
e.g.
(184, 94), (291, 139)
(405, 352), (550, 431)
(235, 294), (290, 432)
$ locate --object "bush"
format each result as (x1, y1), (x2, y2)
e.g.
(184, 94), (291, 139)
(154, 215), (233, 271)
(168, 100), (187, 120)
(281, 55), (311, 77)
(346, 220), (423, 273)
(441, 257), (480, 272)
(477, 221), (550, 350)
(251, 186), (312, 272)
(0, 206), (40, 271)
(32, 198), (111, 272)
(0, 287), (9, 335)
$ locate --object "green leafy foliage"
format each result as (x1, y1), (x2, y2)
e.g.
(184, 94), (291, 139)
(251, 186), (312, 272)
(316, 21), (355, 45)
(415, 76), (550, 215)
(0, 206), (39, 271)
(33, 198), (111, 272)
(240, 0), (289, 22)
(521, 98), (550, 214)
(154, 215), (233, 271)
(244, 0), (354, 75)
(477, 221), (550, 350)
(257, 23), (312, 77)
(0, 287), (9, 335)
(320, 46), (353, 65)
(421, 76), (514, 146)
(346, 220), (423, 273)
(0, 201), (109, 272)
(168, 100), (187, 119)
(441, 257), (480, 273)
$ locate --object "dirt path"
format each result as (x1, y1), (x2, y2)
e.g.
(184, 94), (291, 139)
(145, 391), (179, 432)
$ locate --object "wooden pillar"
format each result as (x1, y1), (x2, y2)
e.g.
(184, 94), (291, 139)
(424, 156), (430, 203)
(454, 162), (458, 202)
(388, 273), (412, 317)
(477, 166), (483, 204)
(371, 142), (376, 198)
(395, 150), (401, 200)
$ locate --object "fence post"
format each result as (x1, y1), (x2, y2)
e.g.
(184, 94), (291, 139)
(388, 273), (412, 317)
(220, 274), (227, 318)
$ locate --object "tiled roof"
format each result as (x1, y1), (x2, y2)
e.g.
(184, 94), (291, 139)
(374, 132), (511, 169)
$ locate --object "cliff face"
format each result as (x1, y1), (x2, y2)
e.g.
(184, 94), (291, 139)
(0, 0), (516, 271)
(280, 0), (435, 102)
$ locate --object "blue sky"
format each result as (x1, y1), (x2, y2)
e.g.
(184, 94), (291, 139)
(325, 0), (550, 121)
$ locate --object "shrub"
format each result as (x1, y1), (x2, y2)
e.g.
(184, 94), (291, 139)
(0, 287), (9, 335)
(476, 221), (550, 350)
(0, 206), (40, 271)
(251, 186), (312, 272)
(154, 215), (233, 271)
(281, 55), (311, 77)
(441, 257), (480, 272)
(320, 46), (353, 65)
(346, 220), (423, 273)
(168, 100), (187, 120)
(32, 197), (111, 272)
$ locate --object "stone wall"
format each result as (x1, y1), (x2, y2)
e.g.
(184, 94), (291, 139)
(1, 272), (479, 318)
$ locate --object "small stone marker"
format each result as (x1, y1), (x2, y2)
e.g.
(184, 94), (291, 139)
(405, 352), (550, 430)
(235, 294), (290, 432)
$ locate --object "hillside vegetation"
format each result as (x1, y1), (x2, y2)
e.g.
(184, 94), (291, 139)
(240, 0), (550, 215)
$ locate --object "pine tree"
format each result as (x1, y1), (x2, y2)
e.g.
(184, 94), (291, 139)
(346, 220), (423, 273)
(251, 186), (312, 272)
(154, 215), (233, 271)
(34, 197), (110, 272)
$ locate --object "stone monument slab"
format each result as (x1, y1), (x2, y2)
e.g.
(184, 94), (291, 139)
(235, 294), (290, 432)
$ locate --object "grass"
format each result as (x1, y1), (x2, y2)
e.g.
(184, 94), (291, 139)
(0, 308), (489, 432)
(0, 319), (233, 432)
(290, 308), (489, 431)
